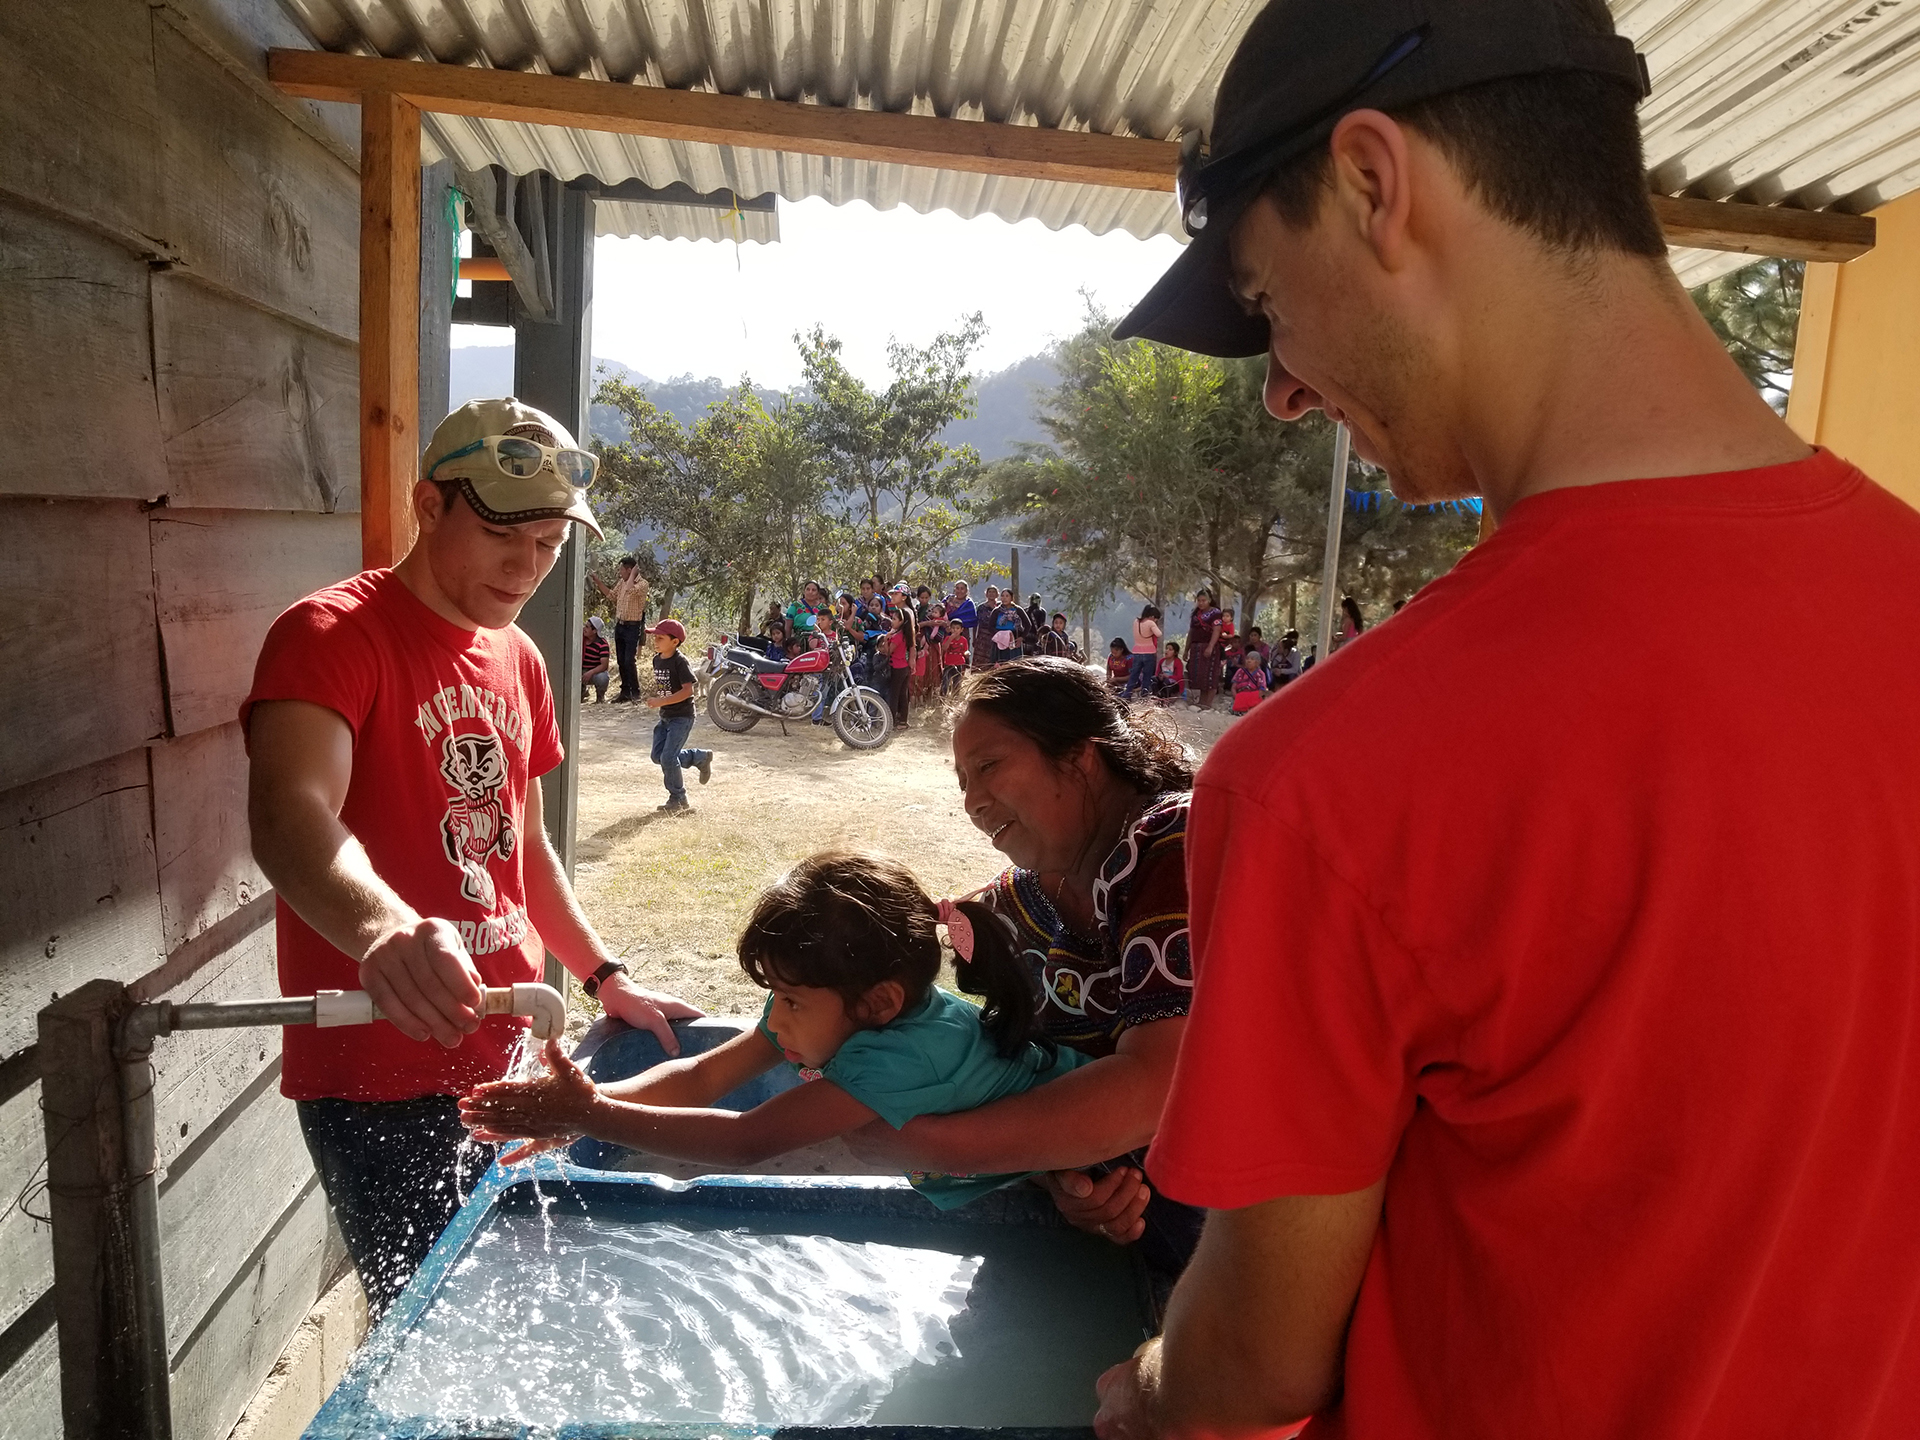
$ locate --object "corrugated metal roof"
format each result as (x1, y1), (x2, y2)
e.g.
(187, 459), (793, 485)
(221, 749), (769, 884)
(281, 0), (1920, 284)
(595, 198), (779, 243)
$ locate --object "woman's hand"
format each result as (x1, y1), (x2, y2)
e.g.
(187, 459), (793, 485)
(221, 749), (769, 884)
(460, 1038), (600, 1159)
(1039, 1167), (1153, 1244)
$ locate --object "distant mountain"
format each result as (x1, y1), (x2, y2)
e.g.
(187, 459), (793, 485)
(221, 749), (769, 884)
(949, 352), (1057, 460)
(450, 346), (1057, 456)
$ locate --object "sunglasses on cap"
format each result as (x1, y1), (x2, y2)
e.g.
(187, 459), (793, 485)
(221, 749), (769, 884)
(1176, 26), (1429, 238)
(431, 434), (600, 488)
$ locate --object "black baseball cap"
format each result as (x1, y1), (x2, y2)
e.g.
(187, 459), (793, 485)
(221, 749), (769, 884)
(1115, 0), (1650, 358)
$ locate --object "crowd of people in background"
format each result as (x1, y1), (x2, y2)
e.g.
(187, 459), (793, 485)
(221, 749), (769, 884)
(582, 554), (1403, 732)
(745, 575), (1084, 729)
(1104, 587), (1387, 715)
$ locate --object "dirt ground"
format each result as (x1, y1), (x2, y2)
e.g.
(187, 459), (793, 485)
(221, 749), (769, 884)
(570, 681), (1234, 1020)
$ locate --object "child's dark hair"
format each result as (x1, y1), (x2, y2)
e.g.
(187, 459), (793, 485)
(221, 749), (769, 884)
(737, 852), (1045, 1056)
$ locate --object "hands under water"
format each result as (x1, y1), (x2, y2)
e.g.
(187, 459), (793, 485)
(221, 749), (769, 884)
(459, 1037), (596, 1165)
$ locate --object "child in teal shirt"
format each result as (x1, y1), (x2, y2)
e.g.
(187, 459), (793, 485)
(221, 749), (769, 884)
(462, 852), (1085, 1210)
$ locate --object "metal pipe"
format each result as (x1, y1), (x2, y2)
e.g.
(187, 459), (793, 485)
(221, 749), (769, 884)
(166, 996), (321, 1031)
(116, 1031), (174, 1440)
(91, 979), (565, 1440)
(1315, 423), (1352, 664)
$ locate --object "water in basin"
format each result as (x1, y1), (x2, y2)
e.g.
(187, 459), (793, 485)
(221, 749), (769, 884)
(360, 1199), (1148, 1429)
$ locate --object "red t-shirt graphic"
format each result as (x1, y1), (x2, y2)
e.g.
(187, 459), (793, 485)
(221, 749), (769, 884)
(242, 570), (563, 1101)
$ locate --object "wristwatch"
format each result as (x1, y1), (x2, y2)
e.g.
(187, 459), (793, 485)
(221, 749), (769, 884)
(582, 959), (629, 997)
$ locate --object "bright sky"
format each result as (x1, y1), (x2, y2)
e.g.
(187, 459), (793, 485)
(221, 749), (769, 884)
(452, 195), (1185, 389)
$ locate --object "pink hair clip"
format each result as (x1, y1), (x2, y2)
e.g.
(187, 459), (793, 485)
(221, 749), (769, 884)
(936, 898), (976, 962)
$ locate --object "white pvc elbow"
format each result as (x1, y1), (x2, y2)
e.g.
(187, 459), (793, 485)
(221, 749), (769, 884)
(509, 982), (567, 1040)
(476, 982), (567, 1040)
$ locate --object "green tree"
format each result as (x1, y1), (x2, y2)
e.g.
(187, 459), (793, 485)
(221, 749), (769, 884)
(1194, 358), (1341, 622)
(987, 321), (1224, 610)
(1692, 258), (1801, 412)
(592, 374), (850, 630)
(796, 316), (988, 584)
(989, 315), (1478, 635)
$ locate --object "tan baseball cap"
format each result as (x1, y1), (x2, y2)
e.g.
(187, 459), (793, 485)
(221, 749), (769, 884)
(422, 398), (605, 539)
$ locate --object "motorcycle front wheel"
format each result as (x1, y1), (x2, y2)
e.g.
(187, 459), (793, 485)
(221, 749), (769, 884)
(706, 676), (762, 733)
(831, 687), (894, 750)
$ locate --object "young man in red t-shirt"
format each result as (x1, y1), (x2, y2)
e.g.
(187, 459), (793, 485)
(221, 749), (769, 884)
(1091, 2), (1920, 1437)
(243, 398), (700, 1312)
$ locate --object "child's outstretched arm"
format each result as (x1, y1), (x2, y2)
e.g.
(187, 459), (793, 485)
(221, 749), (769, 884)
(461, 1038), (879, 1168)
(598, 1026), (782, 1108)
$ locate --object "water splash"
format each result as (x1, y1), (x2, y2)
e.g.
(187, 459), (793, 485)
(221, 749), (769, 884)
(366, 1215), (981, 1426)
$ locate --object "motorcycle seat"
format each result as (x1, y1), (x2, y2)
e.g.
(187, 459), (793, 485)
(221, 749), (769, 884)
(730, 648), (792, 675)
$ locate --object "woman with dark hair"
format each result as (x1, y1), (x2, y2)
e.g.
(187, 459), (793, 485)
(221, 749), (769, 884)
(852, 656), (1202, 1288)
(1185, 587), (1226, 710)
(785, 580), (830, 641)
(1126, 604), (1163, 700)
(1338, 593), (1367, 649)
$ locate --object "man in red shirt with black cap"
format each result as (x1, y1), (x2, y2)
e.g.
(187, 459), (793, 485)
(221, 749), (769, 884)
(1093, 1), (1920, 1436)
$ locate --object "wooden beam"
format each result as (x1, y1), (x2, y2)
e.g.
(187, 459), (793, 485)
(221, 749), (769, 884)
(1653, 194), (1875, 264)
(270, 49), (1179, 192)
(359, 91), (420, 570)
(281, 51), (1880, 293)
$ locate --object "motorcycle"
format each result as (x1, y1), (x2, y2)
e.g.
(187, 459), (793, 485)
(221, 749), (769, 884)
(703, 635), (894, 750)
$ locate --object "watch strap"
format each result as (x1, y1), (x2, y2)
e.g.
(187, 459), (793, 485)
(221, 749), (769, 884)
(583, 959), (628, 997)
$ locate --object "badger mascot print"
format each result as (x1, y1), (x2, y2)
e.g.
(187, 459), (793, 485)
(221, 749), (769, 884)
(439, 731), (515, 909)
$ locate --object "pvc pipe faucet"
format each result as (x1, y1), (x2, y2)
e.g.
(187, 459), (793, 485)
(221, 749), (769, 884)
(314, 983), (567, 1039)
(123, 982), (571, 1044)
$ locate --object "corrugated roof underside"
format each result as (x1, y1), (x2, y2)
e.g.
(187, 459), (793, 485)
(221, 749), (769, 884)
(593, 196), (780, 242)
(291, 0), (1920, 271)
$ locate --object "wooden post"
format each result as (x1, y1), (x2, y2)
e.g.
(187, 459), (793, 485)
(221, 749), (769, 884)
(360, 92), (421, 570)
(40, 979), (166, 1439)
(1009, 546), (1020, 603)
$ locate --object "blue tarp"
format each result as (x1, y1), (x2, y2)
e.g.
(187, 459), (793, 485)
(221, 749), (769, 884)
(1347, 490), (1483, 516)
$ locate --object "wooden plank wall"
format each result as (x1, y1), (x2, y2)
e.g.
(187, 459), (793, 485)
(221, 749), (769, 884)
(0, 0), (370, 1434)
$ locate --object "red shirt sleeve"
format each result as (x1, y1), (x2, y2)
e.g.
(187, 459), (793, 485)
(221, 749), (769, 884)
(239, 593), (380, 744)
(1147, 774), (1443, 1206)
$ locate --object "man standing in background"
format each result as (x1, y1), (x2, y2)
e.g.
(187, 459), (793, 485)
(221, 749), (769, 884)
(591, 556), (649, 703)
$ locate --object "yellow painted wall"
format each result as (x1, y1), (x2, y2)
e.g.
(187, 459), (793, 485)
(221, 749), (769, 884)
(1787, 190), (1920, 508)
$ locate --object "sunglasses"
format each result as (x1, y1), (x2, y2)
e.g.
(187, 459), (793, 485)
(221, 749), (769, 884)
(1177, 26), (1428, 237)
(432, 434), (600, 488)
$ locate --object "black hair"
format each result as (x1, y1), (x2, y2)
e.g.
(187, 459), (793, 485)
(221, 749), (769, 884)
(620, 554), (638, 568)
(1194, 586), (1215, 605)
(1138, 603), (1162, 622)
(1109, 637), (1129, 654)
(1341, 595), (1366, 632)
(737, 852), (1044, 1057)
(959, 656), (1193, 794)
(1261, 0), (1663, 259)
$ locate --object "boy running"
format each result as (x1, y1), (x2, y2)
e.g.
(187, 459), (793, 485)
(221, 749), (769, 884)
(643, 619), (712, 814)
